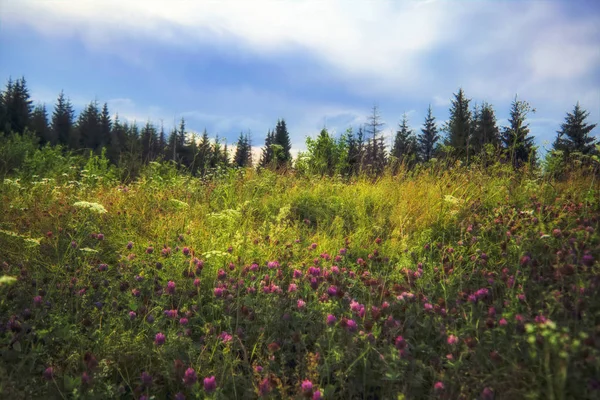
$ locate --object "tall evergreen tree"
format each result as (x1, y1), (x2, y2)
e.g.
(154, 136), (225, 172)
(472, 102), (499, 154)
(274, 119), (292, 166)
(344, 127), (361, 176)
(197, 129), (212, 175)
(0, 84), (6, 133)
(30, 104), (52, 144)
(553, 102), (597, 156)
(233, 132), (253, 168)
(501, 96), (536, 169)
(418, 105), (440, 162)
(107, 114), (125, 163)
(51, 91), (76, 147)
(363, 105), (387, 175)
(4, 77), (33, 134)
(259, 129), (275, 168)
(444, 88), (472, 160)
(99, 103), (112, 150)
(391, 113), (418, 168)
(141, 121), (158, 162)
(77, 100), (102, 151)
(158, 122), (166, 159)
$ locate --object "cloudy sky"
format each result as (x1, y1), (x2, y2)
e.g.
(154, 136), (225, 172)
(1, 0), (599, 152)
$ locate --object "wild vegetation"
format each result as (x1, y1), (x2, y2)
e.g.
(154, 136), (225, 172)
(0, 76), (599, 399)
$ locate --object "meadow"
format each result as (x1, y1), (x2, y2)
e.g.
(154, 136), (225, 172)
(1, 153), (599, 399)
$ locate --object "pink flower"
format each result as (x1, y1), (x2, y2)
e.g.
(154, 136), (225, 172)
(183, 368), (197, 386)
(326, 314), (337, 326)
(434, 381), (445, 391)
(258, 378), (271, 397)
(301, 379), (314, 395)
(297, 299), (306, 309)
(179, 317), (189, 326)
(166, 280), (176, 295)
(395, 336), (406, 349)
(288, 283), (298, 292)
(327, 286), (338, 297)
(312, 390), (322, 400)
(214, 287), (224, 298)
(345, 319), (358, 332)
(154, 332), (166, 346)
(424, 303), (433, 311)
(447, 335), (459, 345)
(203, 376), (217, 393)
(499, 318), (508, 326)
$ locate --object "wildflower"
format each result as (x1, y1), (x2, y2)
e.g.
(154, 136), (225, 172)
(82, 371), (91, 385)
(327, 285), (338, 297)
(166, 280), (176, 295)
(146, 246), (154, 254)
(182, 247), (190, 256)
(255, 365), (263, 373)
(301, 379), (314, 396)
(193, 278), (201, 287)
(127, 241), (133, 250)
(267, 261), (280, 269)
(268, 342), (280, 352)
(517, 293), (526, 302)
(97, 233), (104, 241)
(326, 314), (337, 326)
(214, 287), (224, 298)
(481, 387), (494, 400)
(219, 331), (233, 343)
(447, 335), (459, 345)
(33, 295), (43, 307)
(98, 264), (108, 272)
(71, 241), (77, 248)
(297, 299), (306, 309)
(129, 311), (136, 320)
(179, 317), (189, 326)
(582, 254), (594, 267)
(259, 378), (271, 397)
(488, 307), (496, 317)
(217, 269), (227, 280)
(395, 336), (406, 349)
(434, 381), (445, 391)
(164, 309), (178, 319)
(424, 303), (433, 311)
(174, 393), (185, 400)
(345, 319), (358, 332)
(203, 376), (217, 393)
(146, 314), (155, 323)
(331, 265), (340, 274)
(499, 318), (508, 326)
(154, 332), (166, 346)
(43, 367), (54, 380)
(339, 248), (347, 255)
(312, 390), (322, 400)
(310, 243), (317, 249)
(288, 283), (298, 292)
(141, 371), (152, 387)
(183, 368), (197, 386)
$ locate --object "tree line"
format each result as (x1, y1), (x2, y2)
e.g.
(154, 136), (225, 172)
(0, 76), (597, 178)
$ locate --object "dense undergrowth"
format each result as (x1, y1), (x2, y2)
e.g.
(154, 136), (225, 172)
(0, 147), (599, 399)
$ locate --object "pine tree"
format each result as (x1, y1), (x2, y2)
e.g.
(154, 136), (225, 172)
(51, 91), (76, 147)
(418, 105), (440, 162)
(107, 114), (124, 163)
(141, 121), (158, 162)
(391, 113), (418, 169)
(259, 129), (275, 168)
(77, 100), (102, 151)
(233, 132), (252, 168)
(99, 103), (112, 150)
(444, 88), (472, 160)
(501, 96), (536, 169)
(4, 77), (33, 134)
(197, 129), (212, 175)
(553, 102), (597, 156)
(345, 128), (361, 176)
(363, 105), (386, 176)
(30, 104), (53, 144)
(472, 102), (499, 154)
(158, 123), (166, 159)
(274, 119), (292, 166)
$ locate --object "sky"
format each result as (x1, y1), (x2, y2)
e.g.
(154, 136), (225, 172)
(1, 0), (599, 154)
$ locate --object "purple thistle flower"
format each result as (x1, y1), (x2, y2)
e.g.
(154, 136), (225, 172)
(214, 287), (224, 298)
(312, 390), (322, 400)
(183, 367), (197, 386)
(301, 379), (314, 396)
(146, 246), (154, 254)
(447, 335), (459, 345)
(481, 387), (494, 400)
(154, 332), (166, 346)
(43, 366), (54, 380)
(129, 311), (137, 320)
(582, 254), (594, 267)
(293, 269), (303, 278)
(219, 331), (233, 343)
(395, 336), (407, 349)
(141, 371), (152, 387)
(267, 261), (280, 269)
(297, 299), (306, 309)
(71, 241), (78, 248)
(326, 314), (337, 326)
(434, 381), (445, 391)
(499, 318), (508, 326)
(164, 309), (178, 319)
(193, 278), (201, 287)
(423, 303), (433, 311)
(182, 247), (190, 256)
(203, 376), (217, 393)
(98, 263), (108, 272)
(327, 285), (338, 297)
(259, 378), (271, 397)
(146, 314), (155, 323)
(33, 295), (43, 307)
(346, 319), (358, 332)
(179, 317), (189, 326)
(127, 241), (133, 250)
(166, 280), (176, 295)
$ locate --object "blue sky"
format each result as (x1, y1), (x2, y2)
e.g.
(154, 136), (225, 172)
(1, 0), (599, 155)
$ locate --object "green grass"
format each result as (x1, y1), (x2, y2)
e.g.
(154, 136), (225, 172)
(1, 160), (599, 399)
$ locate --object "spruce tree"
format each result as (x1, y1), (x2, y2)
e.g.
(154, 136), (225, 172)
(141, 121), (158, 162)
(363, 105), (386, 176)
(234, 132), (252, 168)
(4, 77), (33, 134)
(107, 114), (124, 163)
(391, 113), (418, 168)
(418, 105), (440, 162)
(274, 119), (292, 166)
(444, 88), (472, 160)
(197, 129), (212, 175)
(158, 123), (167, 159)
(501, 96), (536, 169)
(100, 103), (112, 150)
(77, 100), (101, 151)
(472, 102), (499, 154)
(51, 91), (76, 147)
(553, 102), (597, 155)
(31, 104), (52, 144)
(345, 128), (361, 176)
(259, 129), (275, 168)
